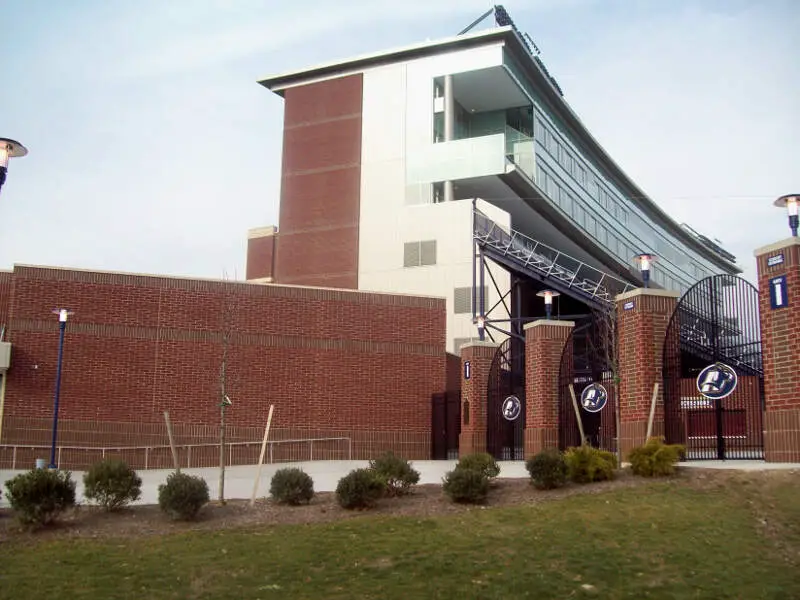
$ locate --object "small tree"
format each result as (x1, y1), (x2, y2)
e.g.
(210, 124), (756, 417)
(593, 302), (622, 466)
(218, 270), (240, 505)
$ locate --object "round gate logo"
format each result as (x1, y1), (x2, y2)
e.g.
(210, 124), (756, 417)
(502, 395), (522, 421)
(580, 383), (608, 413)
(696, 362), (738, 400)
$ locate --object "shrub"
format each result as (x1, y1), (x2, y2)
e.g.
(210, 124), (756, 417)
(629, 437), (686, 477)
(336, 468), (386, 509)
(157, 472), (209, 521)
(83, 459), (142, 511)
(270, 468), (314, 505)
(564, 445), (618, 484)
(455, 452), (500, 480)
(5, 468), (76, 526)
(525, 450), (568, 490)
(442, 468), (489, 504)
(369, 451), (420, 497)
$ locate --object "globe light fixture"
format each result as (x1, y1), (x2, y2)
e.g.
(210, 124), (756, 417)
(774, 194), (799, 237)
(634, 253), (656, 288)
(0, 138), (28, 194)
(536, 289), (560, 319)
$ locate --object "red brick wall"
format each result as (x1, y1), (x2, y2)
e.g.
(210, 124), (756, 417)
(0, 271), (12, 329)
(275, 74), (363, 289)
(246, 231), (276, 281)
(445, 352), (461, 393)
(756, 239), (800, 461)
(0, 265), (446, 464)
(617, 290), (678, 457)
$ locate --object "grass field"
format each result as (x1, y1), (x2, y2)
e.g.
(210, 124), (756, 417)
(1, 471), (798, 599)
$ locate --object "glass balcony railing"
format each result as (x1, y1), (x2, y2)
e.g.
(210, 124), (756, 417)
(505, 126), (535, 181)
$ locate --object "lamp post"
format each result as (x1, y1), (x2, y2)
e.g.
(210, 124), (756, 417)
(634, 253), (656, 288)
(774, 194), (799, 237)
(0, 138), (28, 195)
(49, 308), (72, 469)
(536, 289), (560, 320)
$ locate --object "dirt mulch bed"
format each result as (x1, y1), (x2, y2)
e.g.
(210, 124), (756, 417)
(1, 468), (795, 542)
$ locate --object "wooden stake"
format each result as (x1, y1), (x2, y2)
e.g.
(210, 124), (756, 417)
(568, 384), (587, 445)
(163, 410), (180, 473)
(645, 382), (660, 441)
(250, 405), (275, 507)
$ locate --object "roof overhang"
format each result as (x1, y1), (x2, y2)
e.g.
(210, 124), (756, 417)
(258, 27), (517, 93)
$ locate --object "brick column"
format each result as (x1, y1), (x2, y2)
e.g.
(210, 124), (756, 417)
(524, 320), (574, 457)
(755, 238), (800, 462)
(458, 342), (498, 456)
(616, 289), (679, 458)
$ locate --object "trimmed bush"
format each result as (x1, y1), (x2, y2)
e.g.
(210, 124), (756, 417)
(158, 472), (210, 521)
(455, 452), (500, 480)
(629, 437), (686, 477)
(83, 459), (142, 511)
(525, 450), (568, 490)
(336, 468), (386, 509)
(564, 445), (617, 484)
(270, 468), (314, 505)
(369, 451), (420, 497)
(442, 468), (489, 504)
(5, 468), (76, 526)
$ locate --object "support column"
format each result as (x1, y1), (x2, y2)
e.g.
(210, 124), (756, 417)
(616, 289), (679, 459)
(459, 341), (498, 456)
(524, 320), (574, 457)
(443, 74), (455, 203)
(755, 238), (800, 462)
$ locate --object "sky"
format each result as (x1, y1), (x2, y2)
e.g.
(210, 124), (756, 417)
(1, 0), (798, 285)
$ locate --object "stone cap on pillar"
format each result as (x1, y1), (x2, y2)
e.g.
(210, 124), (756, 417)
(460, 341), (500, 349)
(754, 237), (800, 257)
(615, 288), (680, 302)
(523, 319), (574, 339)
(459, 340), (499, 358)
(523, 319), (575, 330)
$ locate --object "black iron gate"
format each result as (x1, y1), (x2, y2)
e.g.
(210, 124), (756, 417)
(663, 275), (764, 460)
(431, 391), (461, 460)
(486, 338), (525, 460)
(558, 319), (618, 452)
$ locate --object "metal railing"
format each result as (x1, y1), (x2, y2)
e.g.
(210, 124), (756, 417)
(1, 436), (352, 471)
(474, 208), (634, 305)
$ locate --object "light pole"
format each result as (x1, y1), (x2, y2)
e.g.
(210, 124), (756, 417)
(774, 194), (799, 237)
(49, 308), (72, 469)
(634, 253), (656, 288)
(536, 289), (560, 320)
(0, 138), (28, 195)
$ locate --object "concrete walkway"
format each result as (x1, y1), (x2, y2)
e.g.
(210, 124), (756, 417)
(0, 459), (795, 508)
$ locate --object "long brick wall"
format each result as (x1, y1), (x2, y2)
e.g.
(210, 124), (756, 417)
(0, 265), (446, 467)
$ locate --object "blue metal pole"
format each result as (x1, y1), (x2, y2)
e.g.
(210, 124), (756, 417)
(49, 320), (66, 469)
(790, 214), (798, 237)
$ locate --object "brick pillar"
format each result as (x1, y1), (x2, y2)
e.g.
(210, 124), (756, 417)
(524, 320), (574, 457)
(458, 341), (498, 456)
(755, 237), (800, 462)
(616, 289), (679, 458)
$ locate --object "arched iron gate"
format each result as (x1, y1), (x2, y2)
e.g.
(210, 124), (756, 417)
(486, 338), (525, 460)
(558, 320), (618, 452)
(663, 275), (764, 460)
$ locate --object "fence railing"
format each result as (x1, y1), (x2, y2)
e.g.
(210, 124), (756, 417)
(1, 436), (352, 471)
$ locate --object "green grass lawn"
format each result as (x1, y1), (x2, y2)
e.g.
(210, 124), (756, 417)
(1, 473), (798, 600)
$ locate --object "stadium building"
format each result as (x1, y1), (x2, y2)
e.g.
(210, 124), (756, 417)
(247, 5), (740, 355)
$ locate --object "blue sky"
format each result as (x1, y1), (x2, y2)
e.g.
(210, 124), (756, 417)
(1, 0), (798, 284)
